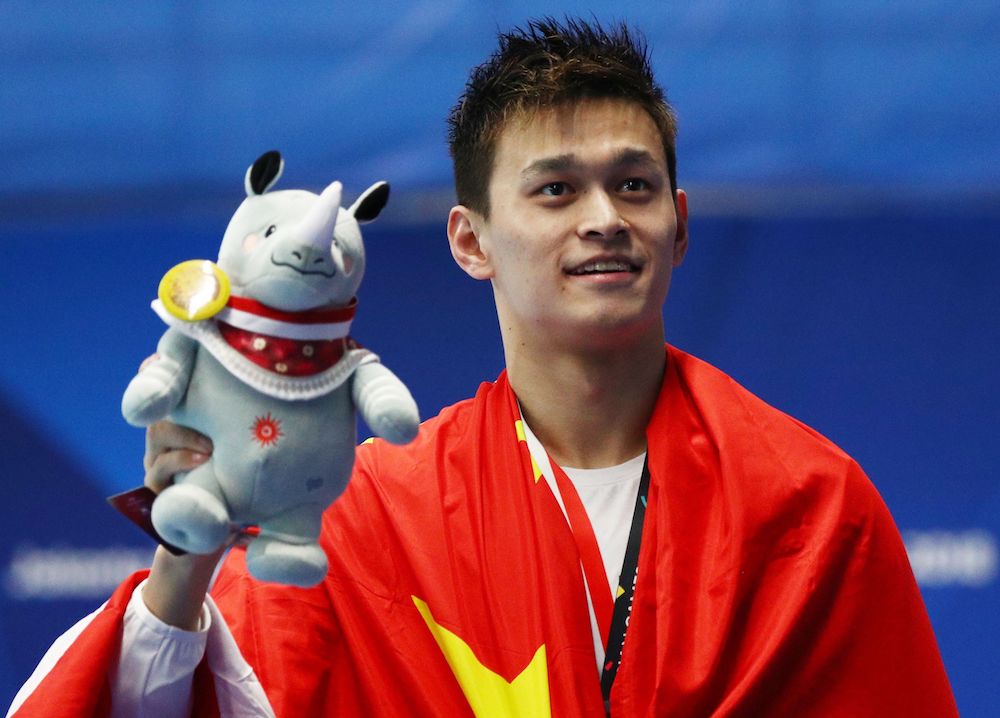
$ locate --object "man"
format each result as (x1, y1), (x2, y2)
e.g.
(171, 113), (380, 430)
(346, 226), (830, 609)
(9, 18), (957, 717)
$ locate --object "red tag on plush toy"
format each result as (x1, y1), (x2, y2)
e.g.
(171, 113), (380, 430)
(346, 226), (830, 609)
(108, 486), (260, 553)
(107, 486), (187, 555)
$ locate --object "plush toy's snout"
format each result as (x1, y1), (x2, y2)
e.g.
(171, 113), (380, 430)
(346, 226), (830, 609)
(267, 182), (343, 279)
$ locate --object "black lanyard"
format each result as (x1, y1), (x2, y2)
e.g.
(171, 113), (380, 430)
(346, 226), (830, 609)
(600, 454), (651, 711)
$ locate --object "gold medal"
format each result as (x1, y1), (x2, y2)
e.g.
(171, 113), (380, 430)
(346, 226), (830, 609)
(158, 260), (231, 321)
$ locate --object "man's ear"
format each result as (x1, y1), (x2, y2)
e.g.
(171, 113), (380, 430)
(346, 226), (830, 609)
(672, 189), (689, 267)
(447, 205), (493, 280)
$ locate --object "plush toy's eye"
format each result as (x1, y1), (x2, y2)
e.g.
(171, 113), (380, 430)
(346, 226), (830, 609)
(265, 225), (277, 237)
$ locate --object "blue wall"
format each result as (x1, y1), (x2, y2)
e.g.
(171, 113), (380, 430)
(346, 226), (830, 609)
(3, 1), (998, 204)
(2, 2), (998, 714)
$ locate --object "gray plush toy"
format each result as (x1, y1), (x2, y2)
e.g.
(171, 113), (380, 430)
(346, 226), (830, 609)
(121, 151), (419, 587)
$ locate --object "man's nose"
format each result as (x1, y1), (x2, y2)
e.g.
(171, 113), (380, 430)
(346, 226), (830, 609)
(577, 189), (627, 239)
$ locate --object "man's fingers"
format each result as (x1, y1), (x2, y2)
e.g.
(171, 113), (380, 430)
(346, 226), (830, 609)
(144, 421), (213, 471)
(143, 420), (213, 494)
(144, 449), (210, 494)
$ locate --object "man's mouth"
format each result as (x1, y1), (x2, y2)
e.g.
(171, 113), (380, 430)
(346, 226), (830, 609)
(566, 259), (640, 275)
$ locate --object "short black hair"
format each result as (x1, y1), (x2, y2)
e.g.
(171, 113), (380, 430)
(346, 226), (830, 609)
(447, 17), (678, 217)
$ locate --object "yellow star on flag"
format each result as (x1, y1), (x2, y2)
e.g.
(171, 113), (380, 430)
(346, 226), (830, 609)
(413, 596), (551, 717)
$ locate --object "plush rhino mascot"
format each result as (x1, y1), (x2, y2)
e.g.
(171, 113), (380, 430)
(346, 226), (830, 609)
(121, 151), (419, 587)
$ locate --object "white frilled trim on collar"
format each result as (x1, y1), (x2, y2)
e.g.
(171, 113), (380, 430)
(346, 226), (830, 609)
(217, 295), (357, 340)
(152, 299), (377, 401)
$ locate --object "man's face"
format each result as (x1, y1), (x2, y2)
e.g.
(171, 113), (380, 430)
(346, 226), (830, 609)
(449, 98), (687, 351)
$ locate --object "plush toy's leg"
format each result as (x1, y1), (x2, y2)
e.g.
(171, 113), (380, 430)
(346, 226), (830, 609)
(351, 362), (420, 445)
(151, 463), (231, 554)
(247, 505), (328, 587)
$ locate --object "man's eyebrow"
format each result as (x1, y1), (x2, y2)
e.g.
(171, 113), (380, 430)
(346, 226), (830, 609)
(519, 148), (663, 182)
(612, 148), (662, 169)
(520, 154), (578, 181)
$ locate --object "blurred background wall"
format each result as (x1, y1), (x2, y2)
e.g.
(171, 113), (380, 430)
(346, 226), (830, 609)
(1, 1), (997, 713)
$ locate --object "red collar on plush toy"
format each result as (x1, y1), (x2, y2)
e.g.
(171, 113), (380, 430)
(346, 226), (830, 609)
(216, 296), (359, 376)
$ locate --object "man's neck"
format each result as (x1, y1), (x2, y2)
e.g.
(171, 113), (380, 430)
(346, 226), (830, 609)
(505, 329), (666, 469)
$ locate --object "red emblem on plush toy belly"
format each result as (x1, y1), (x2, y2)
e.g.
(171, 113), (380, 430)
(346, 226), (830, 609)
(251, 413), (283, 446)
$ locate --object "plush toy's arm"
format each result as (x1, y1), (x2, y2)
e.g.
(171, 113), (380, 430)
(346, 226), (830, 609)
(351, 362), (419, 445)
(121, 328), (198, 427)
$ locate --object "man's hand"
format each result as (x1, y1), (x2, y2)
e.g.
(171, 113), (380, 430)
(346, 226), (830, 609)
(142, 420), (223, 631)
(143, 420), (213, 493)
(138, 354), (223, 631)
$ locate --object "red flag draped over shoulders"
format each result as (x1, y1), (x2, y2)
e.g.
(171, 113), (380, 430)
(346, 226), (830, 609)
(10, 345), (956, 717)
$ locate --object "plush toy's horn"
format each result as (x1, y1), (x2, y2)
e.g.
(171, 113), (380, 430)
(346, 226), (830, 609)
(297, 181), (343, 252)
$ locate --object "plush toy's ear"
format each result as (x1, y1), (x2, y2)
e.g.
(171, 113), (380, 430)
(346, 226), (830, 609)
(244, 151), (284, 196)
(349, 181), (390, 223)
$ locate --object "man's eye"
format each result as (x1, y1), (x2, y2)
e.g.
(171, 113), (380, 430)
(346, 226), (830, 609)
(619, 178), (648, 192)
(540, 182), (568, 196)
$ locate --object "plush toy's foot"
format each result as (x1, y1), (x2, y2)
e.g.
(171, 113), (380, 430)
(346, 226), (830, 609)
(246, 537), (328, 587)
(151, 484), (230, 554)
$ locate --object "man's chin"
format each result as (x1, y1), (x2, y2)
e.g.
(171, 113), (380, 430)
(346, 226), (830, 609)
(555, 310), (663, 350)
